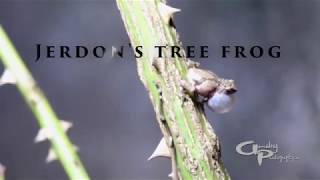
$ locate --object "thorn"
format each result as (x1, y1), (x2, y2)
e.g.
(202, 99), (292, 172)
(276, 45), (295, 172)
(73, 145), (79, 152)
(0, 163), (5, 177)
(148, 137), (171, 161)
(46, 145), (78, 163)
(111, 46), (117, 58)
(34, 120), (73, 143)
(111, 46), (124, 58)
(0, 69), (16, 86)
(158, 2), (180, 25)
(34, 128), (49, 143)
(46, 148), (57, 163)
(61, 120), (73, 132)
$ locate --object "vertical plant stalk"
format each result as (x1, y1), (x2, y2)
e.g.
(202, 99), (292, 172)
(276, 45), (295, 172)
(0, 26), (90, 180)
(116, 1), (230, 180)
(0, 163), (4, 180)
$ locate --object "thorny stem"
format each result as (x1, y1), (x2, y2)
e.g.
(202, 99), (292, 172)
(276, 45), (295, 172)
(0, 164), (4, 180)
(0, 26), (90, 180)
(116, 1), (230, 180)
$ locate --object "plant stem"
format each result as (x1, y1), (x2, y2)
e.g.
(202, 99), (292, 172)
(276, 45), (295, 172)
(0, 26), (90, 180)
(116, 1), (230, 180)
(0, 164), (4, 180)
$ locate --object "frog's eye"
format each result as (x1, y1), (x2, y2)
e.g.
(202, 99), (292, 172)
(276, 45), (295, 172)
(226, 89), (237, 95)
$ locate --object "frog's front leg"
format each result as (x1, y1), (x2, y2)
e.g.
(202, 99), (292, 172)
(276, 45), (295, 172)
(180, 79), (195, 96)
(180, 80), (206, 103)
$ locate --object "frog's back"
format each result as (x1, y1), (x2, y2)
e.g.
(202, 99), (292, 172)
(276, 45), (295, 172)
(187, 68), (218, 84)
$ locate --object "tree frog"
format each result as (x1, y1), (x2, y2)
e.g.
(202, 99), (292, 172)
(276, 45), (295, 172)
(181, 67), (237, 113)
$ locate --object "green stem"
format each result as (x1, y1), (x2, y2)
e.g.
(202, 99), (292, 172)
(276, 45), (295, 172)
(0, 26), (90, 180)
(0, 165), (4, 180)
(116, 1), (230, 180)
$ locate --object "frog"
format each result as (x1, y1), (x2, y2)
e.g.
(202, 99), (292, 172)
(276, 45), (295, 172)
(181, 65), (237, 113)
